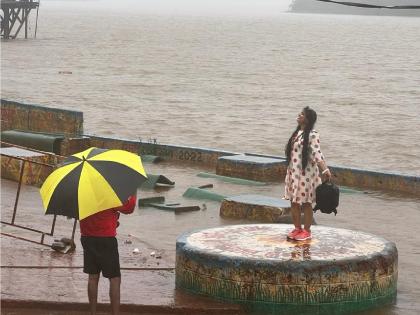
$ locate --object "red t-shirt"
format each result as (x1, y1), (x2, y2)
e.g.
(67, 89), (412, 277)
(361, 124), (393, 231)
(80, 195), (136, 237)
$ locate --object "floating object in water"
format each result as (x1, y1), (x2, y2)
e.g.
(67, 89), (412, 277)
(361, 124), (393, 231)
(197, 172), (267, 186)
(58, 71), (72, 74)
(133, 248), (140, 254)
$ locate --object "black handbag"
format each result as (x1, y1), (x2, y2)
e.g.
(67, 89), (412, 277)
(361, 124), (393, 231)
(313, 180), (339, 215)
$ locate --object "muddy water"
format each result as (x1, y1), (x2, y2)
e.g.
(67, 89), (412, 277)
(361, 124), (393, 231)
(1, 1), (420, 314)
(1, 1), (420, 175)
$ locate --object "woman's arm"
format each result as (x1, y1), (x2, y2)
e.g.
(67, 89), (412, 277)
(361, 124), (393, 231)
(309, 131), (331, 180)
(318, 160), (332, 180)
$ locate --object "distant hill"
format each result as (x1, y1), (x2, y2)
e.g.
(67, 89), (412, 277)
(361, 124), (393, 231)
(289, 0), (420, 16)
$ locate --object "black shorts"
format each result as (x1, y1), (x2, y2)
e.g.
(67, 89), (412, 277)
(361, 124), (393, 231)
(80, 236), (121, 278)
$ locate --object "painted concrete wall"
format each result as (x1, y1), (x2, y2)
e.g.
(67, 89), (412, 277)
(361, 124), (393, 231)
(1, 99), (83, 136)
(331, 166), (419, 196)
(88, 135), (238, 168)
(87, 135), (419, 195)
(1, 101), (418, 195)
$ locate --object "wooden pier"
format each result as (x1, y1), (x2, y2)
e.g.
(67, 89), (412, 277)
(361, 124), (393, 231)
(1, 0), (39, 39)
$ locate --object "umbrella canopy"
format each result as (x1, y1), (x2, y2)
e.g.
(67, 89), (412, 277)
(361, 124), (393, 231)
(40, 147), (147, 220)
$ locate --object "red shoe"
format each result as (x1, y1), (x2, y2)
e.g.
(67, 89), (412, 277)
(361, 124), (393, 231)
(287, 227), (302, 240)
(294, 229), (312, 241)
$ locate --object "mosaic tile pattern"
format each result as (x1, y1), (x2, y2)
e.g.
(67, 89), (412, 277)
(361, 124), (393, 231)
(176, 224), (397, 314)
(1, 147), (53, 186)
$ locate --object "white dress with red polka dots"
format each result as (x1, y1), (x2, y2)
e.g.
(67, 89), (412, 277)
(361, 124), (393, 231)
(284, 130), (324, 205)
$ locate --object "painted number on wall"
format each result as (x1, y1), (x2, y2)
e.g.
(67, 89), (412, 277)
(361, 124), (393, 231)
(178, 150), (202, 162)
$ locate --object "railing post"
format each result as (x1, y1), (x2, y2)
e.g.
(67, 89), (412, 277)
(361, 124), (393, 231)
(11, 160), (26, 224)
(71, 219), (77, 241)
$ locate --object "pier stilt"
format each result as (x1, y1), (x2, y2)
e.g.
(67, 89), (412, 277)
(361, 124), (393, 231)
(1, 0), (39, 39)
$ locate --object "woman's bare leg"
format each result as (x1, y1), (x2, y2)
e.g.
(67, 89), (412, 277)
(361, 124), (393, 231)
(290, 202), (302, 229)
(302, 202), (313, 231)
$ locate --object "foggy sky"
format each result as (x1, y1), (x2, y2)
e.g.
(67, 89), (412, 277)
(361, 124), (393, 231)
(43, 0), (293, 16)
(43, 0), (420, 17)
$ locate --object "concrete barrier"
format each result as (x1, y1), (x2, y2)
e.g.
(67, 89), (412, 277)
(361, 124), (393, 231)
(1, 99), (83, 136)
(2, 101), (418, 195)
(216, 154), (287, 182)
(220, 195), (291, 223)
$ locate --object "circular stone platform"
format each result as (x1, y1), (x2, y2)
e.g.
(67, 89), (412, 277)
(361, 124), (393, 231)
(176, 224), (397, 315)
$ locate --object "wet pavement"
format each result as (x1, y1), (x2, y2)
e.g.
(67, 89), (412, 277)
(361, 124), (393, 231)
(2, 161), (420, 314)
(0, 227), (243, 315)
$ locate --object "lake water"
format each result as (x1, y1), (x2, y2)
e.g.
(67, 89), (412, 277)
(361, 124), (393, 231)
(1, 1), (420, 314)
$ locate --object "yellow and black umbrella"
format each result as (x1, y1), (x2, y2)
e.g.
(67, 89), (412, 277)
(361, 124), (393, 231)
(40, 147), (147, 220)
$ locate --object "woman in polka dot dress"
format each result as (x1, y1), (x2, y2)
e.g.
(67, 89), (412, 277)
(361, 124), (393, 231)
(284, 107), (331, 241)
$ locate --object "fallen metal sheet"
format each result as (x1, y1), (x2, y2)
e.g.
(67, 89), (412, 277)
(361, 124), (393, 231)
(148, 203), (200, 213)
(198, 184), (214, 189)
(140, 174), (175, 189)
(183, 187), (227, 202)
(138, 196), (165, 207)
(141, 155), (163, 163)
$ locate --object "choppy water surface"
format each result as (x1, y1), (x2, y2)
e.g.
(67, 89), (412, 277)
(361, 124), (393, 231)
(2, 1), (420, 175)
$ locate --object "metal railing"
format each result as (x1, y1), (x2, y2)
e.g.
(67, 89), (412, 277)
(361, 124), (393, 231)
(1, 143), (77, 247)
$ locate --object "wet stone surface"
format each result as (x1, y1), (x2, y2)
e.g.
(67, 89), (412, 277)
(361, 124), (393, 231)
(176, 224), (398, 312)
(0, 231), (242, 314)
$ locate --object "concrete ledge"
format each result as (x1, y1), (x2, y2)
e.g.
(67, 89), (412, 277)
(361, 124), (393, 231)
(86, 135), (419, 195)
(331, 165), (419, 196)
(87, 134), (238, 167)
(0, 147), (52, 186)
(220, 195), (291, 223)
(216, 154), (287, 182)
(1, 99), (83, 136)
(2, 101), (418, 195)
